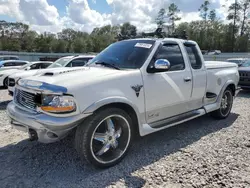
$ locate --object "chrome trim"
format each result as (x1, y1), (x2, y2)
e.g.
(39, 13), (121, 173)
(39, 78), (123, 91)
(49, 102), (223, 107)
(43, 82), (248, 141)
(7, 101), (92, 143)
(154, 59), (171, 70)
(17, 79), (67, 94)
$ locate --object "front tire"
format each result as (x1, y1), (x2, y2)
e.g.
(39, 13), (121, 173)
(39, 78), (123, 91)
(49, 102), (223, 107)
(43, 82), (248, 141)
(211, 88), (233, 119)
(3, 77), (8, 89)
(75, 108), (133, 168)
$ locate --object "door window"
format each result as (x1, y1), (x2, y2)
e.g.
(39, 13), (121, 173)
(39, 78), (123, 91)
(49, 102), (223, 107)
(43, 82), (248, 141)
(30, 63), (41, 70)
(14, 62), (27, 66)
(41, 63), (51, 69)
(185, 45), (202, 69)
(3, 62), (14, 66)
(154, 44), (185, 71)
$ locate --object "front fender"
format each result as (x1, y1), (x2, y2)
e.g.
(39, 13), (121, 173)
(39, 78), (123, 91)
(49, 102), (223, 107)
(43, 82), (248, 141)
(217, 80), (236, 104)
(82, 96), (143, 124)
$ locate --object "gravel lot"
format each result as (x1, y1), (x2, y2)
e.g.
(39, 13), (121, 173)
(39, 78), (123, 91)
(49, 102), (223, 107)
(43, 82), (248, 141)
(1, 88), (250, 188)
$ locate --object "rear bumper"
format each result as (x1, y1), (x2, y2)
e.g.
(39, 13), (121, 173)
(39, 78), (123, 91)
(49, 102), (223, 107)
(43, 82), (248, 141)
(7, 101), (91, 143)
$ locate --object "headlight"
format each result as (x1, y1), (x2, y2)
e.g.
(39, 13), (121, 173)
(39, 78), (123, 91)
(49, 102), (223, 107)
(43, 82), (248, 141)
(41, 95), (76, 113)
(0, 74), (3, 77)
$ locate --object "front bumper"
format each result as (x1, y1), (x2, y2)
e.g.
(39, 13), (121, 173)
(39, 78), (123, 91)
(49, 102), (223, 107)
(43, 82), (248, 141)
(7, 102), (91, 143)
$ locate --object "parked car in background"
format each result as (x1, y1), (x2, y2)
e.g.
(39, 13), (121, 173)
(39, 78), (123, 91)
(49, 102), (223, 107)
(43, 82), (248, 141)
(7, 38), (239, 168)
(48, 55), (95, 68)
(238, 59), (250, 90)
(207, 50), (221, 55)
(0, 60), (29, 71)
(7, 56), (95, 94)
(0, 61), (52, 89)
(0, 55), (19, 61)
(227, 58), (249, 67)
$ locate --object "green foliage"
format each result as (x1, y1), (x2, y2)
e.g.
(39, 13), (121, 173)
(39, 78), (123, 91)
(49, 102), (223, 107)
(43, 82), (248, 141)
(155, 8), (166, 27)
(167, 3), (181, 31)
(199, 0), (210, 21)
(0, 0), (249, 55)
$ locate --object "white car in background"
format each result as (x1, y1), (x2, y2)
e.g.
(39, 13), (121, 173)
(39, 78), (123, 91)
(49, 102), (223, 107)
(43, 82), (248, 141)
(8, 55), (95, 95)
(0, 60), (29, 71)
(227, 58), (249, 67)
(0, 61), (52, 88)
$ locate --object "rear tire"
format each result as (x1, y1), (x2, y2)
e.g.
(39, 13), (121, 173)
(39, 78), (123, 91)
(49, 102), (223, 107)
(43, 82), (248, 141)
(75, 108), (133, 168)
(211, 88), (233, 119)
(3, 77), (8, 89)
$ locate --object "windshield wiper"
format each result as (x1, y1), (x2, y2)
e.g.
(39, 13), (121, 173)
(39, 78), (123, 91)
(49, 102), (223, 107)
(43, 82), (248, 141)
(95, 62), (120, 70)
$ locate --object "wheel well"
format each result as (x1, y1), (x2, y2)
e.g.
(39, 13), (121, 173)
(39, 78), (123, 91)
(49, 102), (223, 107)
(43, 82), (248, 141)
(226, 84), (236, 96)
(96, 103), (140, 136)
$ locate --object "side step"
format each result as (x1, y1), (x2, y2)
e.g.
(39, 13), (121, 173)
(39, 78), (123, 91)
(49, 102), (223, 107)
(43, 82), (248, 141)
(149, 109), (206, 129)
(206, 92), (217, 99)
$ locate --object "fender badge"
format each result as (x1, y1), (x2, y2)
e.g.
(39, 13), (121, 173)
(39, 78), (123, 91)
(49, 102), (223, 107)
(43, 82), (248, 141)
(131, 85), (143, 97)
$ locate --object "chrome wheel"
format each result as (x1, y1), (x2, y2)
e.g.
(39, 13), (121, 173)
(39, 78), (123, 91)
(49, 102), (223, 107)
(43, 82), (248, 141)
(220, 90), (233, 117)
(90, 115), (131, 164)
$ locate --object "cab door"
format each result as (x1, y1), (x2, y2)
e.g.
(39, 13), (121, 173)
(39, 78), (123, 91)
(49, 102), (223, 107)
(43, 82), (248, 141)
(142, 42), (193, 124)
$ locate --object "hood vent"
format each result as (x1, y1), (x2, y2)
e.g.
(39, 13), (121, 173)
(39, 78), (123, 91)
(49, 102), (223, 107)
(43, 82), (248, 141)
(43, 72), (54, 76)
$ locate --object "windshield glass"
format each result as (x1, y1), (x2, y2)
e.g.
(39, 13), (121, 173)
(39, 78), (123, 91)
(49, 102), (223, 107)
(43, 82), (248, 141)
(241, 60), (250, 67)
(87, 40), (155, 69)
(19, 62), (33, 70)
(48, 57), (71, 68)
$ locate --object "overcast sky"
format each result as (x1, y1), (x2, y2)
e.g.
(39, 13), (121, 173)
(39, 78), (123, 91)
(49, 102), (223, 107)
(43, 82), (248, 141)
(0, 0), (235, 33)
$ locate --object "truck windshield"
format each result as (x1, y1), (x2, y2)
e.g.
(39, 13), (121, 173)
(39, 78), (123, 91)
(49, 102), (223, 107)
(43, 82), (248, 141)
(87, 40), (155, 69)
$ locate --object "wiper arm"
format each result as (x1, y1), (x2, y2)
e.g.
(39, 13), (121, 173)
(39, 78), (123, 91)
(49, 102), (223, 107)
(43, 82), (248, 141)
(95, 62), (120, 70)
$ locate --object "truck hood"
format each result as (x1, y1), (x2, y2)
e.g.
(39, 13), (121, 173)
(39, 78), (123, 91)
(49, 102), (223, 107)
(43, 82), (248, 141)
(24, 67), (123, 89)
(10, 68), (65, 79)
(205, 61), (238, 69)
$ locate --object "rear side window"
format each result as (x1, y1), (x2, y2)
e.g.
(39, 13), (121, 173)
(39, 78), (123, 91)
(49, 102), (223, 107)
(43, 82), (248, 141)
(155, 44), (185, 71)
(14, 62), (27, 66)
(3, 62), (14, 66)
(185, 45), (202, 69)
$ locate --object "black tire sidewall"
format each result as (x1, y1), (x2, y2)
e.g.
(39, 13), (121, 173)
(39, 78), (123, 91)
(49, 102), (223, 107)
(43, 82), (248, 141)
(75, 107), (133, 168)
(3, 77), (8, 88)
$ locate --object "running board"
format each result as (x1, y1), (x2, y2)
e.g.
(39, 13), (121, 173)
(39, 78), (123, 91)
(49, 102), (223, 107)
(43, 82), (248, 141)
(140, 109), (206, 136)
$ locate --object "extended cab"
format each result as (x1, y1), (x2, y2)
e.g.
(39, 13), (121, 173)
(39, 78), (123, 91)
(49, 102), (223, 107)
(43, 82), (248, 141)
(7, 38), (239, 168)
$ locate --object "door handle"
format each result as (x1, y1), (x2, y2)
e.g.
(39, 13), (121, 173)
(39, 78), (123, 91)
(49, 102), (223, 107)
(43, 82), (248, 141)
(184, 77), (192, 82)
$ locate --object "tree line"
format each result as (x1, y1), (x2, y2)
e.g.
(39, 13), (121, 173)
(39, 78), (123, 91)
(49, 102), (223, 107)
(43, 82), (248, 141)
(0, 0), (249, 53)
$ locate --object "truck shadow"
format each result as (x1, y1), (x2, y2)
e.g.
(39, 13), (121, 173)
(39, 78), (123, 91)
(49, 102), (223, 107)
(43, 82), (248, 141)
(0, 113), (239, 187)
(0, 100), (11, 110)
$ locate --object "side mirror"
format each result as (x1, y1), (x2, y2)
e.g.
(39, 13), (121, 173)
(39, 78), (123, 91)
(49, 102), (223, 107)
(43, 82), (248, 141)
(148, 59), (171, 73)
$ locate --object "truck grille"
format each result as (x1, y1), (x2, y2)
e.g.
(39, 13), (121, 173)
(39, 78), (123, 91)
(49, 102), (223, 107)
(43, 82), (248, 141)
(14, 89), (37, 110)
(239, 72), (249, 78)
(8, 78), (15, 87)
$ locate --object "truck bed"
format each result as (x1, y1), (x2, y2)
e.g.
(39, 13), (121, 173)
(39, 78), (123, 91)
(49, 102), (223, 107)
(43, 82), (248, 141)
(204, 61), (239, 105)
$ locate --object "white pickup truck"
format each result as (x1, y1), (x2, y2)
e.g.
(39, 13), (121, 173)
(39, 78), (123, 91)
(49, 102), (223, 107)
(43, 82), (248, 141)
(7, 38), (239, 168)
